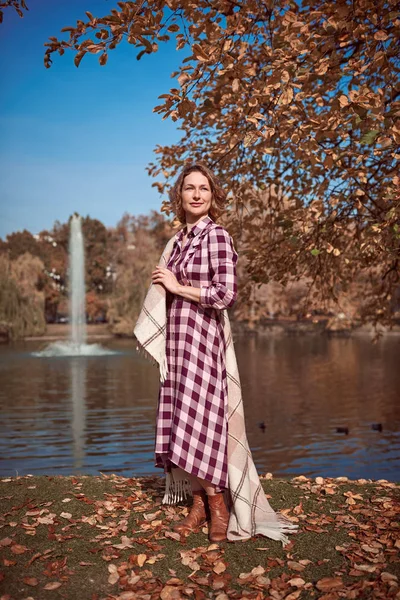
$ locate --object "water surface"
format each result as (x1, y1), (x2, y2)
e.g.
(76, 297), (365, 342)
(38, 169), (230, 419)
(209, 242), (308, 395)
(1, 335), (399, 481)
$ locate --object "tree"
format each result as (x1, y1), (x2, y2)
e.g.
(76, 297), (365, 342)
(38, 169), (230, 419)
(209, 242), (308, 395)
(81, 216), (113, 294)
(0, 253), (46, 339)
(0, 0), (28, 23)
(43, 0), (400, 332)
(107, 211), (174, 335)
(2, 230), (42, 261)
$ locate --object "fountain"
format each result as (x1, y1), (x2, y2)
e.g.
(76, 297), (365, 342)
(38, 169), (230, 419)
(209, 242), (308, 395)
(69, 214), (87, 348)
(34, 215), (114, 357)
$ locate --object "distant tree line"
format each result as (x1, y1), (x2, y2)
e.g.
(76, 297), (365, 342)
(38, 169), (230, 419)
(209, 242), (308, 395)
(1, 209), (399, 340)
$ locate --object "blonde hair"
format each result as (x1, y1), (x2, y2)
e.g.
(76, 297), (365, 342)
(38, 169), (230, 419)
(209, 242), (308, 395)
(169, 163), (227, 224)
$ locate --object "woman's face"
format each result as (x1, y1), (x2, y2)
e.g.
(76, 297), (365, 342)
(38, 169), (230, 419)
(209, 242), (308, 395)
(181, 171), (212, 222)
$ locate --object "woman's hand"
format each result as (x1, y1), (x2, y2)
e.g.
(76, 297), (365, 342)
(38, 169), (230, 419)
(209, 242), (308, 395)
(151, 266), (181, 294)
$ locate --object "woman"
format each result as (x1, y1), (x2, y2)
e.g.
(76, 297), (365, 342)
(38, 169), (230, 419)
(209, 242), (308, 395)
(134, 163), (297, 545)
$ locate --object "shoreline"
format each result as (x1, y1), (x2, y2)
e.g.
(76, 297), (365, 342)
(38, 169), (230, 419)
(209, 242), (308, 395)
(19, 318), (400, 342)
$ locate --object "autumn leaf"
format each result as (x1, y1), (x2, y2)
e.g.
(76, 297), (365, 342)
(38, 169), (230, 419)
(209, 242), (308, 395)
(213, 561), (226, 574)
(11, 543), (28, 554)
(316, 577), (344, 591)
(137, 553), (147, 567)
(374, 30), (388, 40)
(279, 86), (294, 105)
(287, 561), (306, 572)
(60, 511), (72, 519)
(23, 576), (38, 586)
(288, 576), (306, 587)
(108, 563), (119, 584)
(160, 585), (182, 600)
(43, 581), (62, 590)
(164, 530), (181, 541)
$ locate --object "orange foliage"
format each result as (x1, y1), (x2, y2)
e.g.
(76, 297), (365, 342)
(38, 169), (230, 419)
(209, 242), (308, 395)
(43, 0), (399, 330)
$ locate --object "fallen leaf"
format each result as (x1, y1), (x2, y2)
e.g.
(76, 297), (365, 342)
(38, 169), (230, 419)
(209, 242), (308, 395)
(353, 563), (378, 573)
(207, 543), (220, 551)
(287, 560), (305, 572)
(37, 514), (56, 524)
(164, 531), (181, 541)
(143, 511), (161, 521)
(23, 577), (38, 586)
(112, 536), (134, 549)
(108, 572), (119, 585)
(43, 582), (62, 590)
(251, 566), (265, 576)
(316, 577), (343, 591)
(3, 559), (16, 566)
(160, 585), (182, 600)
(151, 519), (163, 527)
(137, 553), (147, 567)
(108, 563), (119, 585)
(288, 577), (305, 587)
(256, 575), (271, 586)
(60, 512), (72, 519)
(213, 561), (226, 574)
(165, 577), (184, 586)
(284, 591), (301, 600)
(212, 575), (227, 590)
(381, 572), (398, 583)
(361, 544), (379, 554)
(11, 544), (28, 555)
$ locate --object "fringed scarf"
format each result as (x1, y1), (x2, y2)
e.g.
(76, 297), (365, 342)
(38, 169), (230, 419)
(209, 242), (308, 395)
(133, 234), (298, 545)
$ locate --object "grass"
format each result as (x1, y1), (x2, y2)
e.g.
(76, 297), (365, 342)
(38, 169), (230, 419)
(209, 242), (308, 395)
(0, 474), (399, 599)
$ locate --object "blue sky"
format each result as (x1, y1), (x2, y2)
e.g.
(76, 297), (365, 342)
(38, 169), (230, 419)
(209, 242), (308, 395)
(0, 0), (185, 239)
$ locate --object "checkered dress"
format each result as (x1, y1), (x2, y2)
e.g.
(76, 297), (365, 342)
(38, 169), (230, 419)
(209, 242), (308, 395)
(155, 215), (238, 489)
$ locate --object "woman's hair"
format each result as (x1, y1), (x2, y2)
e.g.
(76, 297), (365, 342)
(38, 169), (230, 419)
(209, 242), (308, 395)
(169, 163), (227, 224)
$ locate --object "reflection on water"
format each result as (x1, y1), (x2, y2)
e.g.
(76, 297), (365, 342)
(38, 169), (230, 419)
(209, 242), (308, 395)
(0, 335), (399, 481)
(71, 359), (86, 469)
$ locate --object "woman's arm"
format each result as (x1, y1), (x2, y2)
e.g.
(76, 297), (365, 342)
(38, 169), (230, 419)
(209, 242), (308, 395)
(151, 266), (201, 298)
(151, 226), (238, 309)
(199, 226), (238, 310)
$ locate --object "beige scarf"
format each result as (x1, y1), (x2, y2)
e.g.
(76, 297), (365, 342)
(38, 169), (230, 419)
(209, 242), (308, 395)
(133, 234), (298, 544)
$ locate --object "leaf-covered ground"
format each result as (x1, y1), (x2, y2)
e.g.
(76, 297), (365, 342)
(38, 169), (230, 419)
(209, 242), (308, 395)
(0, 474), (399, 600)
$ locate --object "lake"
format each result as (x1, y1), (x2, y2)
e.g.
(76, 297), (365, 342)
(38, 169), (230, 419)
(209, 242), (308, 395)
(1, 334), (399, 482)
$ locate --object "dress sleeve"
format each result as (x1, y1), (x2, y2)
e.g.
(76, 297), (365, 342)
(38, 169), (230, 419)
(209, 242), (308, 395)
(199, 226), (238, 310)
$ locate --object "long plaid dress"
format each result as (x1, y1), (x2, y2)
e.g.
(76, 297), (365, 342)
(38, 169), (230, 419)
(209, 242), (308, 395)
(155, 215), (238, 489)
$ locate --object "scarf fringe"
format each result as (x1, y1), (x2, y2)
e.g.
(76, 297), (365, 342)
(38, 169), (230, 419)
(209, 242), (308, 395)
(253, 514), (298, 546)
(160, 353), (168, 384)
(135, 342), (156, 366)
(162, 470), (193, 504)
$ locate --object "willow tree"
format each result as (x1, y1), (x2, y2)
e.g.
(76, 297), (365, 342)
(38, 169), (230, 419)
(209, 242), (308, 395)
(40, 1), (400, 327)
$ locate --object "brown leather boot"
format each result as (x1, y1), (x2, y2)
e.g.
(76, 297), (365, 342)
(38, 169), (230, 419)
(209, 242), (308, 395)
(208, 492), (229, 542)
(173, 490), (208, 535)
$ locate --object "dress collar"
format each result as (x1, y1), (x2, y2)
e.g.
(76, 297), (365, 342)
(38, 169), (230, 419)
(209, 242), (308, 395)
(179, 214), (213, 241)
